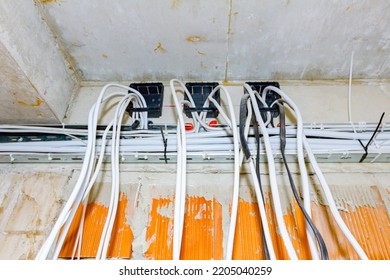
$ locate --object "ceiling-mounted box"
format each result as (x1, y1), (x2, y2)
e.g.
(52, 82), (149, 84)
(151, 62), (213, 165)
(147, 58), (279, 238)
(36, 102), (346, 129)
(184, 82), (220, 118)
(246, 81), (281, 119)
(127, 82), (164, 118)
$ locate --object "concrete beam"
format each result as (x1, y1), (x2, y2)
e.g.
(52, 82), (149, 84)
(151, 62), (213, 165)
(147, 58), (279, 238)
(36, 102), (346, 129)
(0, 1), (80, 124)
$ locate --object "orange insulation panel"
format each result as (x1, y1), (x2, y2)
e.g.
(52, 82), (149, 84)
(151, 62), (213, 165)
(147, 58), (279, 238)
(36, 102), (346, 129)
(145, 196), (223, 260)
(59, 190), (389, 260)
(59, 193), (133, 259)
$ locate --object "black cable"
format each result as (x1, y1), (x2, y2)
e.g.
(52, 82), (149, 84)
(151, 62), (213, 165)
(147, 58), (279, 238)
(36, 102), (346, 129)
(277, 102), (329, 260)
(359, 112), (385, 163)
(252, 106), (261, 182)
(239, 93), (270, 260)
(239, 94), (251, 159)
(251, 103), (271, 260)
(131, 120), (140, 130)
(160, 127), (168, 163)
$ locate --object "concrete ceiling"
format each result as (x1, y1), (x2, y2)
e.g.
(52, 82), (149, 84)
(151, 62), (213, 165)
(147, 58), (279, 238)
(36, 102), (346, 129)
(37, 0), (390, 81)
(1, 0), (389, 124)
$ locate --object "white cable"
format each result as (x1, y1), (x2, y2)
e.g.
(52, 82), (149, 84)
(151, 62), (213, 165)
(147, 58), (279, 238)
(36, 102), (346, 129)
(214, 85), (240, 260)
(36, 105), (97, 259)
(170, 79), (188, 260)
(239, 94), (276, 259)
(255, 91), (272, 126)
(51, 93), (129, 259)
(98, 93), (145, 259)
(246, 84), (298, 260)
(71, 192), (89, 260)
(264, 85), (368, 260)
(173, 122), (183, 259)
(36, 84), (147, 260)
(170, 80), (240, 260)
(348, 51), (354, 124)
(53, 93), (132, 259)
(248, 159), (276, 259)
(264, 86), (319, 259)
(303, 136), (369, 260)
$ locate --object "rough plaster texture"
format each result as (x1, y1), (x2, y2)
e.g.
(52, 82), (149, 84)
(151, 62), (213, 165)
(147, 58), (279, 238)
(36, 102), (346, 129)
(0, 1), (79, 123)
(0, 163), (389, 259)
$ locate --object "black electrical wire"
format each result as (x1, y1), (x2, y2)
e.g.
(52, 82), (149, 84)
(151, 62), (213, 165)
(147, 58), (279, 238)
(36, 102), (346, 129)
(239, 93), (270, 260)
(277, 102), (329, 260)
(251, 103), (271, 260)
(252, 107), (261, 183)
(358, 112), (385, 163)
(160, 127), (168, 163)
(239, 94), (251, 159)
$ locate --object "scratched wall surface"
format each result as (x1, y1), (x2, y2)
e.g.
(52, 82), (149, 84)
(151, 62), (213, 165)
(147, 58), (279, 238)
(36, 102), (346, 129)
(0, 163), (389, 260)
(0, 165), (75, 259)
(37, 0), (390, 81)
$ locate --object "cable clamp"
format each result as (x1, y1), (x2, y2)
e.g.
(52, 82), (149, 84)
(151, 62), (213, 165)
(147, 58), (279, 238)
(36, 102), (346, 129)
(183, 106), (218, 114)
(357, 122), (367, 133)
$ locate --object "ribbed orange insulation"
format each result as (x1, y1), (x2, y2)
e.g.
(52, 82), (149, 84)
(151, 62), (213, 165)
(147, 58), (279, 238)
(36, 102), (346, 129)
(145, 196), (223, 260)
(59, 188), (389, 260)
(59, 193), (133, 259)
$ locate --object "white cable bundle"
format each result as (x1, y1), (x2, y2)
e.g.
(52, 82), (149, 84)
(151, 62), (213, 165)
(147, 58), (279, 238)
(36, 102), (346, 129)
(35, 84), (147, 260)
(245, 84), (298, 260)
(263, 85), (369, 260)
(22, 82), (373, 260)
(169, 79), (240, 260)
(239, 95), (277, 259)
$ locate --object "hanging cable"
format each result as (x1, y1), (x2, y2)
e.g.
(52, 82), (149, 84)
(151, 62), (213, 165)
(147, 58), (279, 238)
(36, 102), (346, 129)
(265, 86), (320, 259)
(277, 102), (329, 260)
(358, 112), (385, 162)
(170, 79), (240, 260)
(239, 93), (274, 260)
(245, 83), (298, 260)
(36, 84), (148, 260)
(264, 85), (369, 260)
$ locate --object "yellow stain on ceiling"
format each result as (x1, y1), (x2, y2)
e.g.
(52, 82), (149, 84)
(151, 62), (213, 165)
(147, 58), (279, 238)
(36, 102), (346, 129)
(171, 0), (182, 9)
(101, 54), (108, 59)
(154, 42), (167, 53)
(197, 50), (206, 56)
(186, 36), (206, 43)
(35, 0), (60, 4)
(17, 98), (43, 107)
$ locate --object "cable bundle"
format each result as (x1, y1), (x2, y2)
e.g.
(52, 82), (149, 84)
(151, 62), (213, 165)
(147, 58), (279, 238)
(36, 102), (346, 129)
(1, 81), (374, 260)
(35, 84), (148, 260)
(240, 84), (369, 260)
(169, 79), (240, 260)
